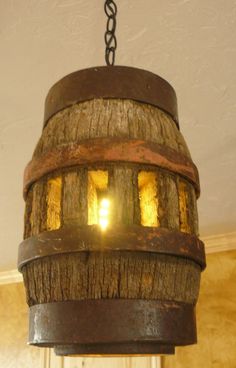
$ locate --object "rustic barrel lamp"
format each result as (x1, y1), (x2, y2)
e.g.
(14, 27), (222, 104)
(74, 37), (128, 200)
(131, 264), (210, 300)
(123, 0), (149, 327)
(18, 0), (206, 357)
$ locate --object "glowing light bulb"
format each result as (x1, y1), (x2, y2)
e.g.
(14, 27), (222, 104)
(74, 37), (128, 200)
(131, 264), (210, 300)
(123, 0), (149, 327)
(99, 208), (109, 216)
(100, 198), (110, 208)
(99, 218), (109, 230)
(99, 198), (110, 230)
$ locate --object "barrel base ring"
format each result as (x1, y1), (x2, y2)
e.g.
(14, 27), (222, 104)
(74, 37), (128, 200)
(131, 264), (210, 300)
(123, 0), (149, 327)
(29, 299), (196, 356)
(54, 343), (175, 356)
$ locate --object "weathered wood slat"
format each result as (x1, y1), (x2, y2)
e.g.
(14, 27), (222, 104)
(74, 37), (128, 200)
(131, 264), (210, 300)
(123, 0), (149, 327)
(30, 181), (47, 236)
(62, 169), (88, 226)
(33, 100), (192, 160)
(109, 166), (140, 225)
(158, 172), (180, 230)
(22, 252), (201, 307)
(24, 187), (33, 239)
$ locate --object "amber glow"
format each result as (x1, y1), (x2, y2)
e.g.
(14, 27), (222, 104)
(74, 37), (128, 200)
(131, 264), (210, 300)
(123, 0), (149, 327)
(178, 180), (191, 233)
(88, 170), (109, 230)
(99, 198), (110, 230)
(46, 176), (62, 230)
(138, 171), (159, 227)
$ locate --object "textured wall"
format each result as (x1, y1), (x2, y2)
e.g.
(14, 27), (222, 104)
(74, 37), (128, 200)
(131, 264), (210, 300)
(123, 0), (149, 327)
(0, 282), (40, 368)
(163, 250), (236, 368)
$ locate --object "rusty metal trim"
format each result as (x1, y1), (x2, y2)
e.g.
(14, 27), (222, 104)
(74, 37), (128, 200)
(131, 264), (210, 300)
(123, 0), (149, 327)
(29, 300), (196, 349)
(43, 66), (179, 130)
(18, 225), (206, 271)
(54, 343), (175, 356)
(23, 138), (200, 199)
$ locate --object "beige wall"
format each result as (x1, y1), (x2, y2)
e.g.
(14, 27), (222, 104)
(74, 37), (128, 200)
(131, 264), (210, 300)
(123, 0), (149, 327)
(0, 282), (40, 368)
(163, 250), (236, 368)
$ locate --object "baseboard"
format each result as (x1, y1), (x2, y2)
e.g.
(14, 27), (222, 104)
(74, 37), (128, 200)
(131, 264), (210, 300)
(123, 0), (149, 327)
(0, 269), (22, 285)
(202, 231), (236, 254)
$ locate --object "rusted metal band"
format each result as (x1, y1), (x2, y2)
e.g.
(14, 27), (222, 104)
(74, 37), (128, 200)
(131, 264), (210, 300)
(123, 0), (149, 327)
(23, 138), (200, 199)
(29, 300), (196, 348)
(44, 66), (179, 129)
(54, 343), (175, 356)
(18, 225), (206, 271)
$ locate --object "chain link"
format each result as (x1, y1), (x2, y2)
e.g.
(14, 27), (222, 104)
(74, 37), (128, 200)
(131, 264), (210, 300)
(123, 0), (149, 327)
(104, 0), (117, 66)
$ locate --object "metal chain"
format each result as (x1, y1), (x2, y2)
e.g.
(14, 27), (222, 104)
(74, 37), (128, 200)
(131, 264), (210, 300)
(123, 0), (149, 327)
(104, 0), (117, 66)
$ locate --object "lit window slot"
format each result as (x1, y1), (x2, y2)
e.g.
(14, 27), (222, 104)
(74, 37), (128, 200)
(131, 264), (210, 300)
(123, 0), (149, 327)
(88, 170), (109, 230)
(46, 176), (62, 231)
(178, 180), (191, 234)
(138, 171), (159, 227)
(98, 197), (110, 231)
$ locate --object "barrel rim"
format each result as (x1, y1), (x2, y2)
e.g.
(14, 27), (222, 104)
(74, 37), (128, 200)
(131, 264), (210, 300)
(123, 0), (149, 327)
(28, 300), (196, 349)
(18, 225), (206, 271)
(43, 65), (179, 129)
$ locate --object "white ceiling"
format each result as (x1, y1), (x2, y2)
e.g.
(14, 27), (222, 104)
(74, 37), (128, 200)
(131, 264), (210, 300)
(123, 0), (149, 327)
(0, 0), (236, 271)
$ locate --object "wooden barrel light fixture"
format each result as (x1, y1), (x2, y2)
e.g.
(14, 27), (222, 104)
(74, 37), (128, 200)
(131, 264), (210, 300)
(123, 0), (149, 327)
(18, 0), (206, 357)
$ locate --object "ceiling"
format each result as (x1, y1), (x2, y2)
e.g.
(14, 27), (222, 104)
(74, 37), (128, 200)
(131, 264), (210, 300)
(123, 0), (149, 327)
(0, 0), (236, 271)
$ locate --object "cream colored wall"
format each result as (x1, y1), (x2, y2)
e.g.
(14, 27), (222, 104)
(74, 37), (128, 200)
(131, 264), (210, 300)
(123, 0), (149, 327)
(0, 282), (40, 368)
(163, 250), (236, 368)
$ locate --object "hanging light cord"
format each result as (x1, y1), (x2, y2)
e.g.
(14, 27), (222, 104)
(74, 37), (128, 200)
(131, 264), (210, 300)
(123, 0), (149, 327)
(104, 0), (117, 66)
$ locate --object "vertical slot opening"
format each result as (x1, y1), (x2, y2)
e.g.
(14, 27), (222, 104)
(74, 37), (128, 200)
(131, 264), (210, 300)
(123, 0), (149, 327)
(138, 171), (159, 227)
(178, 179), (190, 233)
(88, 170), (109, 230)
(46, 176), (62, 230)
